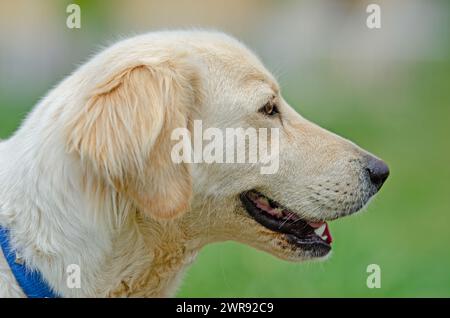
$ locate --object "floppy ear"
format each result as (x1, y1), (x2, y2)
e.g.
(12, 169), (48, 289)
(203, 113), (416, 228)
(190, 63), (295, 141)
(67, 61), (200, 219)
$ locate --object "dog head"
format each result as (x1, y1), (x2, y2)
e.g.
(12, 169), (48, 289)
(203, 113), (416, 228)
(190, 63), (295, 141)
(183, 32), (389, 261)
(66, 31), (388, 261)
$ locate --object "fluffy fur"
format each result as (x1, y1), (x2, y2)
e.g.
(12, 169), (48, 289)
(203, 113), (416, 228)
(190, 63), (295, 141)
(0, 31), (383, 297)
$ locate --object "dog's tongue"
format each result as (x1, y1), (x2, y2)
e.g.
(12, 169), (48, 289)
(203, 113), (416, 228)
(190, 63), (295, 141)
(308, 221), (333, 244)
(254, 196), (284, 218)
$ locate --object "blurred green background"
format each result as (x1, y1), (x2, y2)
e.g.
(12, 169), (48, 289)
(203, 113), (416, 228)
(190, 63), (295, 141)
(1, 0), (449, 297)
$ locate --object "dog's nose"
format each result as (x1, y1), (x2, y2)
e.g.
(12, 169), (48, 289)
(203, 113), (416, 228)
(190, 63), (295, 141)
(366, 156), (389, 190)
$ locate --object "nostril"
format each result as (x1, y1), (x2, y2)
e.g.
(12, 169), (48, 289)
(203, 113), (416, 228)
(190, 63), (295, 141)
(366, 156), (389, 190)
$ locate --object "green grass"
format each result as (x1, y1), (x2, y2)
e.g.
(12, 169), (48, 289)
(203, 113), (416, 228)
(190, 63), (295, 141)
(1, 61), (449, 297)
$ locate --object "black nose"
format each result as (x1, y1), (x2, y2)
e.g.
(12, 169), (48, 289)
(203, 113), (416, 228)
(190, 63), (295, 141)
(366, 156), (389, 190)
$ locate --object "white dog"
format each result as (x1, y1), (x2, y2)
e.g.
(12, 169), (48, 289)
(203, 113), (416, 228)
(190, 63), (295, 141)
(0, 31), (389, 297)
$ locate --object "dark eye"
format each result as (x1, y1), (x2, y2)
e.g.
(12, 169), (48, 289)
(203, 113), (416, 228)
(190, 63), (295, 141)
(259, 101), (279, 116)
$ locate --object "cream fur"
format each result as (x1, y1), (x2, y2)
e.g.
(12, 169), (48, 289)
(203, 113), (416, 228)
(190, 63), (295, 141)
(0, 31), (381, 297)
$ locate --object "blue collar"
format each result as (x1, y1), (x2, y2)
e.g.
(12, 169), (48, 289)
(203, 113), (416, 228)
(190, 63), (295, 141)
(0, 226), (60, 298)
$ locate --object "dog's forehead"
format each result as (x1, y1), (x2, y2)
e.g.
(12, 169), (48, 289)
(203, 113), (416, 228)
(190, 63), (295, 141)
(225, 53), (278, 94)
(194, 36), (279, 94)
(243, 71), (280, 95)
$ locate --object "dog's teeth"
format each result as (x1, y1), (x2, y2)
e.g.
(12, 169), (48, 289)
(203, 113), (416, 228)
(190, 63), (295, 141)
(322, 235), (328, 241)
(314, 224), (326, 236)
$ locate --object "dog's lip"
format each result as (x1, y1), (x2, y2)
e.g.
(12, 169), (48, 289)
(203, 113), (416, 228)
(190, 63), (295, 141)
(239, 190), (333, 249)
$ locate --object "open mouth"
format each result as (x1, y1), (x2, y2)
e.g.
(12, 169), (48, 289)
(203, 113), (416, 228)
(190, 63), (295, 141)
(240, 190), (333, 256)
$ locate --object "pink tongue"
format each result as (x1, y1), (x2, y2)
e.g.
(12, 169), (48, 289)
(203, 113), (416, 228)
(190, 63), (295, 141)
(255, 200), (282, 217)
(255, 201), (270, 210)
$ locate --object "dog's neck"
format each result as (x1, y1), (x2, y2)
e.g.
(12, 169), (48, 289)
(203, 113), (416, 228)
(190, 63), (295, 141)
(0, 138), (215, 297)
(100, 213), (207, 297)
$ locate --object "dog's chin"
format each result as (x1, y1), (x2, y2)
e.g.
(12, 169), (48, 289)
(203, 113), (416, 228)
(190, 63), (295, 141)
(239, 190), (335, 260)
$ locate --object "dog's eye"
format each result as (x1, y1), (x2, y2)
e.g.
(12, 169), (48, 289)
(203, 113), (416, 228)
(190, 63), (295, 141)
(259, 102), (279, 117)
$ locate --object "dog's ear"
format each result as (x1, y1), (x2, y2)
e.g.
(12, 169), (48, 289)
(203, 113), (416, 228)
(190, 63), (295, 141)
(67, 61), (200, 219)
